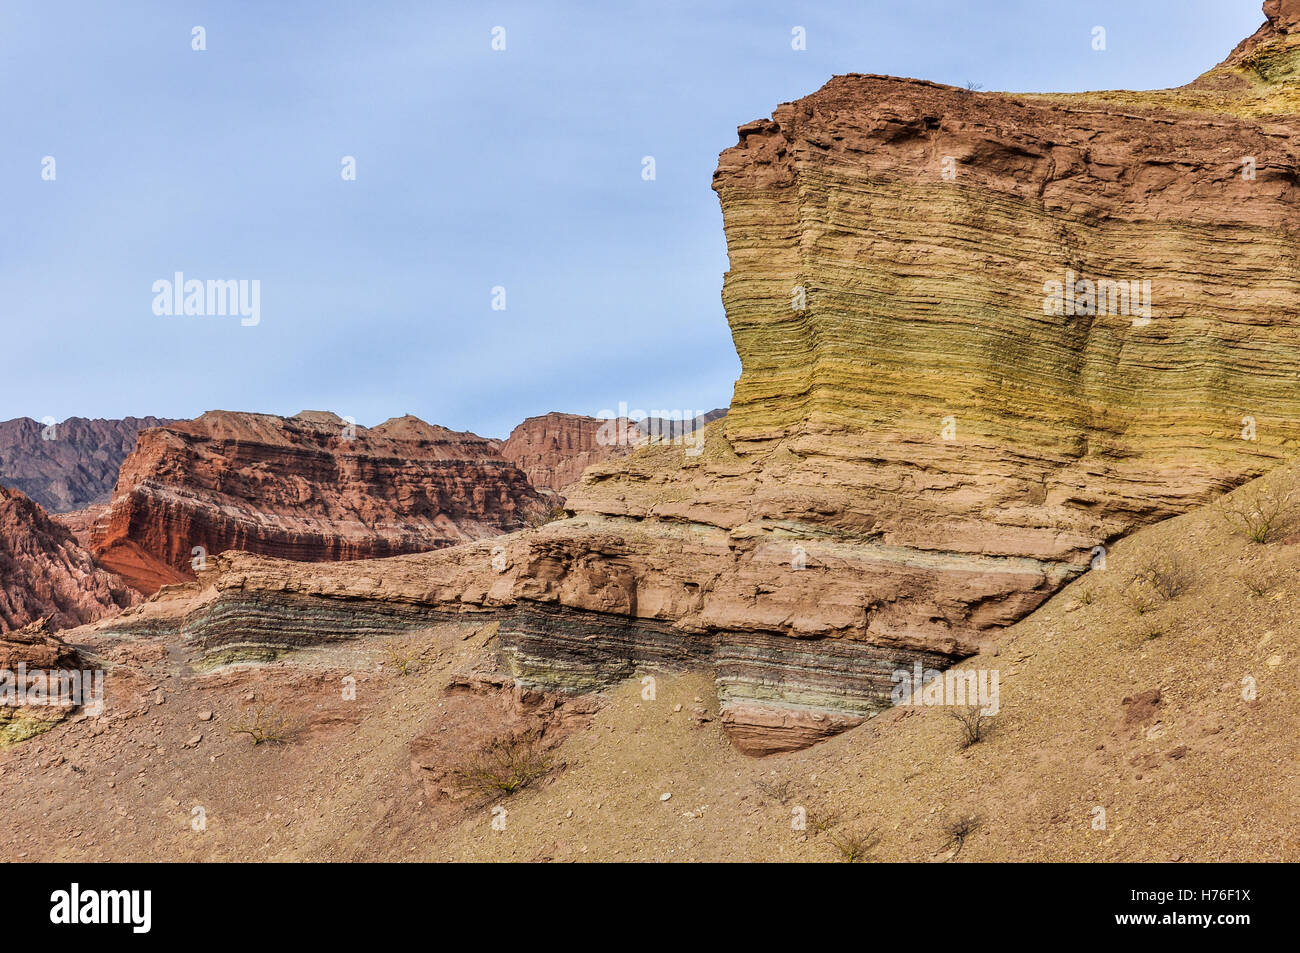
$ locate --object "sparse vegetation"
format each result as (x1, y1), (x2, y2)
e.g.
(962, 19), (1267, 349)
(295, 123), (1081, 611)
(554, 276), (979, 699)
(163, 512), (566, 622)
(230, 703), (293, 745)
(1130, 551), (1193, 602)
(452, 728), (553, 798)
(754, 776), (797, 805)
(808, 809), (880, 863)
(1121, 582), (1157, 615)
(1217, 482), (1297, 544)
(1234, 567), (1273, 597)
(942, 814), (982, 858)
(948, 704), (992, 748)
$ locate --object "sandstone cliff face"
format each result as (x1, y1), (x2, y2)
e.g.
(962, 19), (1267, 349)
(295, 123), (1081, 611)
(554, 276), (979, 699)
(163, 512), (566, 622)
(0, 485), (139, 633)
(500, 414), (642, 493)
(86, 4), (1300, 754)
(91, 410), (548, 593)
(0, 417), (173, 513)
(501, 411), (731, 493)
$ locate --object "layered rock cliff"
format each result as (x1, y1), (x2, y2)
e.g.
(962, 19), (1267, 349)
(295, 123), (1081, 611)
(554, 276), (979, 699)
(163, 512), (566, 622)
(0, 416), (173, 513)
(81, 3), (1300, 754)
(500, 414), (642, 493)
(91, 410), (548, 593)
(0, 485), (138, 633)
(500, 411), (729, 494)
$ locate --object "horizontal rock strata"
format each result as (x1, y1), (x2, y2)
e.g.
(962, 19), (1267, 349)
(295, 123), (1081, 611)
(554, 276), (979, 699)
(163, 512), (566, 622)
(500, 413), (642, 494)
(63, 3), (1300, 754)
(91, 410), (548, 593)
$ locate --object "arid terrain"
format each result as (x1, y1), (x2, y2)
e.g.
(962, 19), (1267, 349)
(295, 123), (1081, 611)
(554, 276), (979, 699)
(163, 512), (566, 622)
(1, 466), (1296, 861)
(3, 1), (1300, 863)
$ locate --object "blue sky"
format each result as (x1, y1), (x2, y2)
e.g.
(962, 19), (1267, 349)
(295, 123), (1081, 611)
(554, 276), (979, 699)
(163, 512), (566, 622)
(0, 0), (1266, 438)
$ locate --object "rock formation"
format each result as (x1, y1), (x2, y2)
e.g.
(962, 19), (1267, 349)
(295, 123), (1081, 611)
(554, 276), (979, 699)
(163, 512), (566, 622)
(0, 416), (173, 513)
(500, 414), (642, 493)
(71, 3), (1300, 754)
(0, 485), (139, 633)
(90, 410), (548, 593)
(501, 411), (729, 494)
(0, 616), (87, 745)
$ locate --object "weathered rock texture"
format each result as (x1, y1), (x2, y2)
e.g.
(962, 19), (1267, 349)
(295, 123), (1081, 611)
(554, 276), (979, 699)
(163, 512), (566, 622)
(0, 416), (173, 513)
(0, 485), (139, 633)
(81, 4), (1300, 754)
(501, 414), (642, 494)
(91, 410), (548, 593)
(0, 616), (86, 744)
(500, 411), (729, 494)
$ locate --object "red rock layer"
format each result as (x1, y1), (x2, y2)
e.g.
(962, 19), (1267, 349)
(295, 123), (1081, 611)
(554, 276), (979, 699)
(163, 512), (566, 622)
(500, 414), (643, 493)
(500, 411), (730, 494)
(91, 410), (548, 593)
(0, 485), (139, 633)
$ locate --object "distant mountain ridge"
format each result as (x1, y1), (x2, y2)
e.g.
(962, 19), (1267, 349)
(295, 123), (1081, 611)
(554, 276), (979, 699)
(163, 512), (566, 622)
(0, 416), (174, 513)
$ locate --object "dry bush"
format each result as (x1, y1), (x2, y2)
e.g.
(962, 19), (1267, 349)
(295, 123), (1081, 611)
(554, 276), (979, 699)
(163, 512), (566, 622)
(1130, 551), (1194, 602)
(948, 704), (992, 749)
(1217, 483), (1297, 544)
(808, 809), (880, 863)
(754, 776), (797, 805)
(942, 814), (982, 858)
(452, 728), (553, 798)
(1233, 567), (1273, 597)
(1120, 582), (1157, 616)
(230, 703), (293, 745)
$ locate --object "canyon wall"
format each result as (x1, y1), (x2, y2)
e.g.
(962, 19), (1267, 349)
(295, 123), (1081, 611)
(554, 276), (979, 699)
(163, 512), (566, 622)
(501, 414), (642, 494)
(91, 410), (548, 593)
(87, 3), (1300, 753)
(501, 411), (729, 494)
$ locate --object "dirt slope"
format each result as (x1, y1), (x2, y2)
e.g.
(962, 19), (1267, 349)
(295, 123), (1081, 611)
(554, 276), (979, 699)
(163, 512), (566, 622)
(1, 467), (1295, 861)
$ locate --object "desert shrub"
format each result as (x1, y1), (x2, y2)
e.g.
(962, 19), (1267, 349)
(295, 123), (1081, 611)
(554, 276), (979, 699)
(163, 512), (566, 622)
(1233, 567), (1273, 597)
(948, 704), (992, 749)
(754, 777), (797, 805)
(808, 809), (880, 863)
(1121, 582), (1157, 616)
(1130, 552), (1194, 602)
(452, 729), (553, 798)
(1217, 483), (1296, 544)
(942, 814), (982, 858)
(230, 703), (292, 745)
